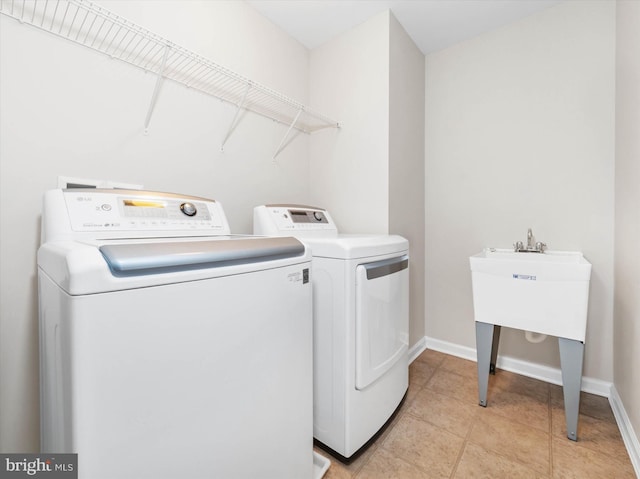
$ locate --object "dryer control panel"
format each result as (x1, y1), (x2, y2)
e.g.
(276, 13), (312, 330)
(42, 189), (231, 242)
(254, 205), (338, 238)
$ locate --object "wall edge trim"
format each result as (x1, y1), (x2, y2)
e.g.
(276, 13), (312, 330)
(423, 335), (611, 396)
(609, 384), (640, 477)
(408, 336), (427, 364)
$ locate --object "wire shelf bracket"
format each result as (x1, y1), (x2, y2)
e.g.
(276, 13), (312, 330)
(221, 82), (251, 152)
(0, 0), (340, 156)
(273, 108), (303, 160)
(144, 44), (170, 134)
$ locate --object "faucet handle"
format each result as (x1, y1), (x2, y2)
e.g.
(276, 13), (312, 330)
(514, 241), (524, 252)
(535, 241), (547, 252)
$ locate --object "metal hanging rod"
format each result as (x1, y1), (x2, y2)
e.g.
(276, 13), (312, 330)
(1, 0), (340, 149)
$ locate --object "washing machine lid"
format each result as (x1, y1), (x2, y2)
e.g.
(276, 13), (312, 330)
(99, 236), (305, 276)
(38, 235), (309, 295)
(301, 234), (408, 259)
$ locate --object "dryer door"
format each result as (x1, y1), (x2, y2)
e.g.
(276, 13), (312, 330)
(355, 255), (409, 390)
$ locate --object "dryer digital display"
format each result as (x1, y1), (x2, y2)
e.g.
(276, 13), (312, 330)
(289, 210), (328, 224)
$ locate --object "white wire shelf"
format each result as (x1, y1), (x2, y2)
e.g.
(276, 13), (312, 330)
(1, 0), (340, 156)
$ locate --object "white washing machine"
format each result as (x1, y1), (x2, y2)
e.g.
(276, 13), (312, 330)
(38, 189), (319, 479)
(254, 205), (409, 462)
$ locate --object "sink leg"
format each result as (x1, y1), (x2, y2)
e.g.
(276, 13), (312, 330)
(490, 325), (501, 374)
(476, 322), (495, 407)
(558, 337), (584, 441)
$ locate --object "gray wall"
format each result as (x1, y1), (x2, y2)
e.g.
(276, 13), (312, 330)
(424, 1), (616, 380)
(614, 0), (640, 458)
(0, 1), (312, 452)
(309, 11), (426, 348)
(389, 14), (426, 348)
(309, 11), (390, 234)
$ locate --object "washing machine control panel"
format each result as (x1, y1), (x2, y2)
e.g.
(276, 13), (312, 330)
(254, 205), (338, 238)
(55, 189), (231, 237)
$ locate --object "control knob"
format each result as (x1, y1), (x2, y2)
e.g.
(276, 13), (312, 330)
(180, 202), (197, 217)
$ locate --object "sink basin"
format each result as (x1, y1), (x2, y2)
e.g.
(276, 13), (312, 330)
(470, 248), (591, 341)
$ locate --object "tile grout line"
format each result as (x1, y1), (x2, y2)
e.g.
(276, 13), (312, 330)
(447, 368), (481, 478)
(352, 359), (437, 479)
(466, 368), (554, 477)
(450, 403), (482, 478)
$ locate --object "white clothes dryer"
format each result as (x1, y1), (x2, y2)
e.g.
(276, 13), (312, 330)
(254, 205), (409, 462)
(38, 189), (319, 479)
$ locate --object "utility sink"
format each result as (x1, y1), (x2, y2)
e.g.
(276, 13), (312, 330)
(470, 248), (592, 342)
(470, 247), (592, 441)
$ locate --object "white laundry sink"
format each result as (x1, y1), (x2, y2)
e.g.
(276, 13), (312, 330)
(470, 248), (592, 341)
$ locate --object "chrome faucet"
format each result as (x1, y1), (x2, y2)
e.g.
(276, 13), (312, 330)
(514, 228), (546, 253)
(527, 228), (534, 250)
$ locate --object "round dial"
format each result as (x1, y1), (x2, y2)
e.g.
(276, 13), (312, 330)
(180, 202), (197, 217)
(313, 211), (323, 222)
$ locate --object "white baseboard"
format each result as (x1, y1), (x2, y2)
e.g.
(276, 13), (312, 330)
(609, 385), (640, 477)
(423, 336), (611, 397)
(408, 336), (427, 364)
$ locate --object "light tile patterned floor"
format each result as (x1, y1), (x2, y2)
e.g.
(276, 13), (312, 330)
(316, 349), (636, 478)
